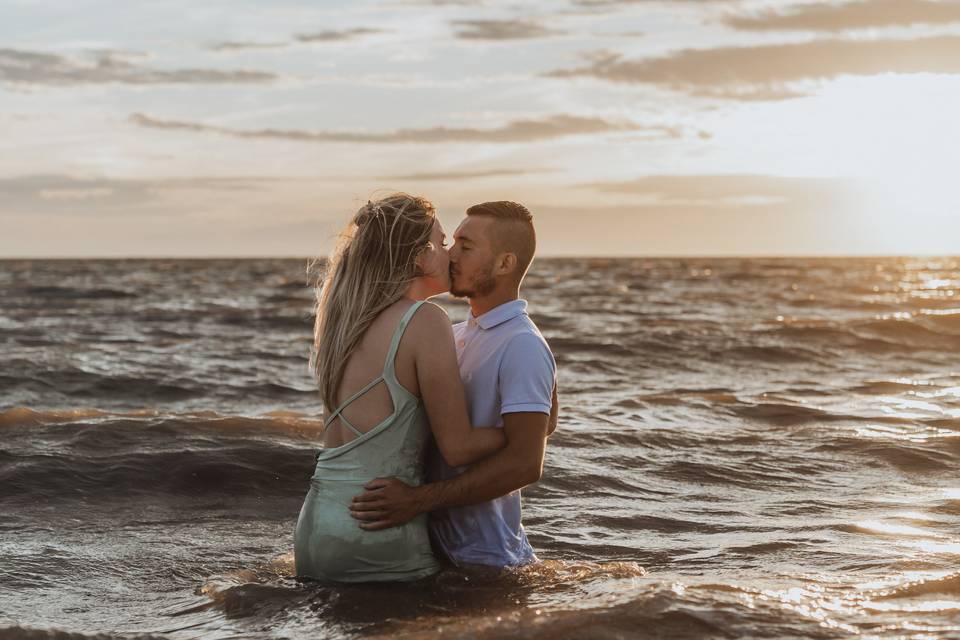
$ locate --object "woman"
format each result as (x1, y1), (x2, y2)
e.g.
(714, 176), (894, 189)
(294, 193), (505, 582)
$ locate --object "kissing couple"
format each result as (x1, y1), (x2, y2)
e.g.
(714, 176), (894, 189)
(294, 193), (559, 581)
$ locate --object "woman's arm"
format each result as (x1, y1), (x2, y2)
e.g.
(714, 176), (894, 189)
(411, 303), (506, 467)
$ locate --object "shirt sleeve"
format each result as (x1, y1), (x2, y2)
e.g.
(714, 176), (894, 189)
(498, 332), (556, 416)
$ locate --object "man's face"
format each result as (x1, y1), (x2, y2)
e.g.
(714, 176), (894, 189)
(448, 215), (497, 299)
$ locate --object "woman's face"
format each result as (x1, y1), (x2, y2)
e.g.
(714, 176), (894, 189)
(418, 218), (451, 296)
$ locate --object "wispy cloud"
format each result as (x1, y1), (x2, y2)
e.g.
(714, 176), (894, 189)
(586, 174), (852, 207)
(378, 168), (551, 180)
(0, 174), (277, 213)
(294, 28), (382, 42)
(206, 27), (381, 53)
(548, 35), (960, 100)
(130, 112), (660, 143)
(452, 19), (559, 40)
(207, 41), (288, 52)
(725, 0), (960, 32)
(0, 48), (278, 87)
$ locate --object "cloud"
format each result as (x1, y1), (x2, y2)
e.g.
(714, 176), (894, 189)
(725, 0), (960, 32)
(294, 28), (382, 42)
(585, 174), (855, 208)
(129, 112), (661, 143)
(378, 168), (551, 180)
(452, 19), (559, 40)
(0, 174), (278, 213)
(206, 28), (381, 52)
(0, 48), (278, 87)
(208, 41), (288, 52)
(548, 35), (960, 100)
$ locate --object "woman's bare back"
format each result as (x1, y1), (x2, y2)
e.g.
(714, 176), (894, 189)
(322, 300), (422, 448)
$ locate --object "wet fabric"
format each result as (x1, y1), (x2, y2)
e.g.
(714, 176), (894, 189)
(428, 299), (557, 568)
(294, 301), (441, 582)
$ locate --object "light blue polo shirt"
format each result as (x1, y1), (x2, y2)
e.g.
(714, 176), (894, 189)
(427, 298), (556, 568)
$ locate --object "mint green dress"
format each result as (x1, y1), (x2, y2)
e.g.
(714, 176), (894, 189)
(294, 301), (441, 582)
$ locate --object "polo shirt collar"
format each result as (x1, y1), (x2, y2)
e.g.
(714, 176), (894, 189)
(470, 299), (528, 330)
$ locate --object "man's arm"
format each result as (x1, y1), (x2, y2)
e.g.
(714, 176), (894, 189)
(350, 411), (548, 530)
(547, 384), (559, 437)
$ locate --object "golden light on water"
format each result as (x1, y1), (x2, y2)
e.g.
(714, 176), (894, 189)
(856, 571), (955, 592)
(853, 520), (941, 539)
(864, 599), (960, 613)
(891, 511), (939, 523)
(902, 540), (960, 555)
(853, 423), (959, 442)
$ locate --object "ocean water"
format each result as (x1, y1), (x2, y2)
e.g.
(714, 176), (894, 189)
(2, 257), (960, 639)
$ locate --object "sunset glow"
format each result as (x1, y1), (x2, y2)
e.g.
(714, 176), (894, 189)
(2, 0), (959, 256)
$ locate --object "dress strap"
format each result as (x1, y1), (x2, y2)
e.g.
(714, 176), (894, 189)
(382, 301), (425, 382)
(326, 375), (385, 428)
(334, 413), (364, 438)
(323, 301), (424, 437)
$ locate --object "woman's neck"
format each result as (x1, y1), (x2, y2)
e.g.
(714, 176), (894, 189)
(403, 278), (432, 301)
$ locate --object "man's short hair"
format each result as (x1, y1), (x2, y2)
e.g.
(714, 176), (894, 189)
(465, 201), (536, 280)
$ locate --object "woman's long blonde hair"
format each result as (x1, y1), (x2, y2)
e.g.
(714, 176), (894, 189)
(311, 193), (437, 412)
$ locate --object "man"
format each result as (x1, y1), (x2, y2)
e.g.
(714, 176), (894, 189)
(350, 200), (558, 569)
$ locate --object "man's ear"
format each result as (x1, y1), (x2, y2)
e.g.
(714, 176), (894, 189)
(495, 252), (518, 277)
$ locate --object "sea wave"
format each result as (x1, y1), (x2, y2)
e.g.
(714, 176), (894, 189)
(0, 408), (322, 503)
(14, 285), (140, 300)
(5, 258), (960, 639)
(0, 626), (164, 640)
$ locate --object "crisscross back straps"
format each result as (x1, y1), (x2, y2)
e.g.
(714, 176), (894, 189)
(326, 375), (385, 436)
(325, 301), (425, 436)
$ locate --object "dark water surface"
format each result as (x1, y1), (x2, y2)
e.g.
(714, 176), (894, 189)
(3, 257), (960, 639)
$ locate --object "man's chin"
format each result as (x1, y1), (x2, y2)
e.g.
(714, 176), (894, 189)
(449, 275), (470, 298)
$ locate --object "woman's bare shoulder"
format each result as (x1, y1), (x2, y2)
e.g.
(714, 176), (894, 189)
(408, 300), (452, 336)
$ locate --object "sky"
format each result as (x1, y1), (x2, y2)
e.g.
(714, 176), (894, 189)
(2, 0), (959, 257)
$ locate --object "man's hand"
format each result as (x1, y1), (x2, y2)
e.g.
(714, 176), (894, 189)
(351, 411), (550, 530)
(350, 477), (430, 531)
